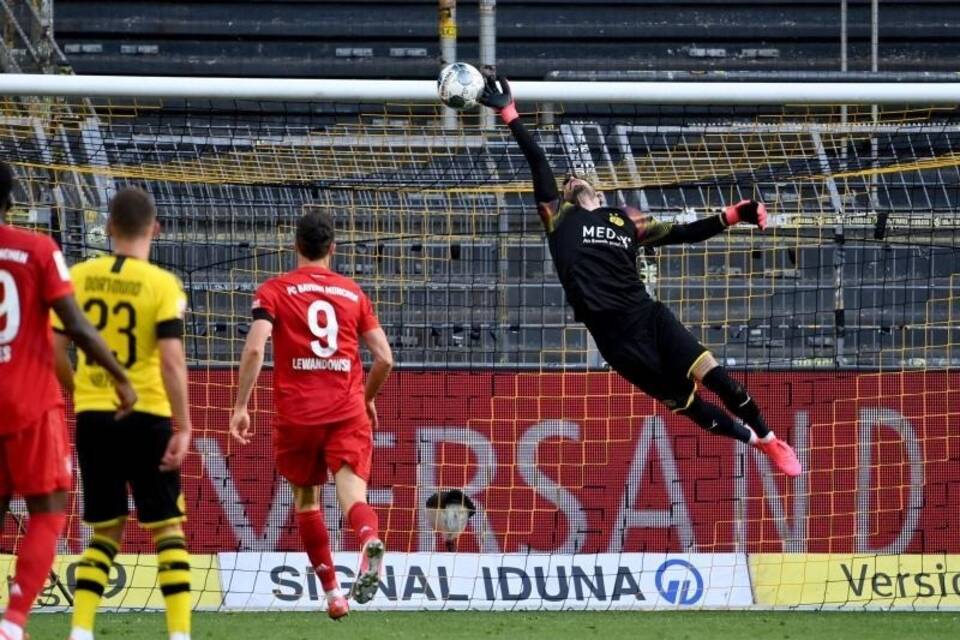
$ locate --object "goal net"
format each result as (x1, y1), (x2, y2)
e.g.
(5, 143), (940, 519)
(1, 86), (958, 611)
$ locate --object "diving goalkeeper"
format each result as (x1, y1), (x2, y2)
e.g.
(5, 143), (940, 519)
(479, 74), (800, 477)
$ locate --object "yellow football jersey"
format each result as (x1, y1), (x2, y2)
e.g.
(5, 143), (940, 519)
(53, 255), (187, 416)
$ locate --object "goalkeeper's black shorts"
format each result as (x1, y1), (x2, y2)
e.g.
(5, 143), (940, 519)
(588, 301), (709, 412)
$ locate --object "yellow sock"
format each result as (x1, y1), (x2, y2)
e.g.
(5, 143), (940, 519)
(155, 531), (191, 637)
(71, 534), (119, 632)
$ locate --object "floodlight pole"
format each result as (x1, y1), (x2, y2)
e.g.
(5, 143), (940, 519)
(840, 0), (849, 154)
(870, 0), (880, 210)
(870, 0), (884, 239)
(835, 0), (849, 367)
(439, 0), (458, 129)
(840, 0), (848, 74)
(479, 0), (497, 129)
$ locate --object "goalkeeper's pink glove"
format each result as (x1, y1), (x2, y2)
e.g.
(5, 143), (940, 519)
(723, 200), (768, 230)
(478, 71), (519, 124)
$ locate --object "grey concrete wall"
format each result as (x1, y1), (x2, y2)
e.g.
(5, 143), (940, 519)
(54, 1), (960, 78)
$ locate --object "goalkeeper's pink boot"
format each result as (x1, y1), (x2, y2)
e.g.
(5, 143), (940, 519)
(349, 538), (385, 604)
(327, 594), (349, 620)
(755, 434), (802, 477)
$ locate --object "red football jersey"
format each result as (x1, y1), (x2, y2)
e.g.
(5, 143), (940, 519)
(0, 225), (74, 433)
(252, 265), (380, 427)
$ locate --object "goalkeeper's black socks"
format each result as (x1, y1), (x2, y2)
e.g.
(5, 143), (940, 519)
(701, 366), (772, 438)
(679, 395), (753, 444)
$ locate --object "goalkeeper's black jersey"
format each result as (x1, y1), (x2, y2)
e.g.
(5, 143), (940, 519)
(547, 203), (669, 321)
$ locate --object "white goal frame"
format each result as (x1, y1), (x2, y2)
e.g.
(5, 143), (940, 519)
(4, 71), (959, 614)
(0, 73), (959, 104)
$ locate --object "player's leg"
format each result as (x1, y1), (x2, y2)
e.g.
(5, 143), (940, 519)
(0, 436), (9, 522)
(0, 409), (70, 640)
(650, 304), (799, 474)
(690, 352), (772, 438)
(0, 448), (12, 637)
(273, 425), (346, 618)
(334, 467), (380, 549)
(0, 438), (9, 526)
(69, 522), (123, 640)
(622, 358), (753, 443)
(333, 466), (384, 605)
(150, 523), (191, 640)
(327, 414), (381, 605)
(290, 484), (347, 619)
(70, 412), (129, 640)
(691, 354), (801, 476)
(595, 315), (749, 442)
(675, 391), (754, 443)
(130, 414), (191, 640)
(1, 491), (68, 640)
(618, 364), (753, 443)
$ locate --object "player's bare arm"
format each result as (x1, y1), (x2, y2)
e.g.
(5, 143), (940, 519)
(51, 332), (75, 394)
(361, 326), (394, 429)
(158, 337), (192, 471)
(229, 317), (273, 445)
(51, 294), (136, 417)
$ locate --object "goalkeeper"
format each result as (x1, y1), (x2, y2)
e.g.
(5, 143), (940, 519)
(479, 74), (800, 477)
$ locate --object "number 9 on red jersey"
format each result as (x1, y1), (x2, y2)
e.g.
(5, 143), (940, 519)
(251, 265), (380, 428)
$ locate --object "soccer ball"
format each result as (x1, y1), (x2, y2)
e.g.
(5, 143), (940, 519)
(437, 62), (485, 111)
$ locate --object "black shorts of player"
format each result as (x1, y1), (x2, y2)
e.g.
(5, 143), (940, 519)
(589, 301), (709, 412)
(76, 411), (185, 529)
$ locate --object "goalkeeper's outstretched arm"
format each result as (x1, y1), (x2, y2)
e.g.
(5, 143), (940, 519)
(479, 73), (560, 229)
(509, 118), (560, 225)
(624, 200), (769, 247)
(476, 72), (768, 241)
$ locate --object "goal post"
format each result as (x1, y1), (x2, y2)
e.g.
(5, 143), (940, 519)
(0, 75), (958, 612)
(2, 73), (960, 103)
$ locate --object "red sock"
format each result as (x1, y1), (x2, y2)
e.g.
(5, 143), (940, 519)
(347, 502), (379, 548)
(295, 510), (337, 592)
(3, 512), (66, 627)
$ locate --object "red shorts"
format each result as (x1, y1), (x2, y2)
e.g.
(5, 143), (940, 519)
(273, 412), (373, 487)
(0, 407), (72, 497)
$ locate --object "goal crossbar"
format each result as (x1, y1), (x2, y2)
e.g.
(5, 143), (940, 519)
(1, 73), (960, 104)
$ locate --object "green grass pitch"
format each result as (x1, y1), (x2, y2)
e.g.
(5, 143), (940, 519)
(26, 611), (960, 639)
